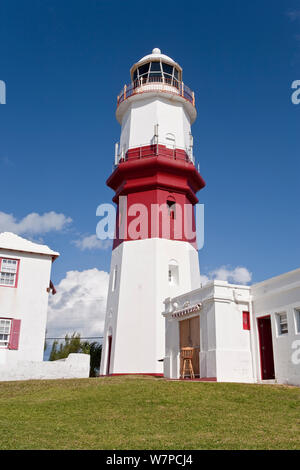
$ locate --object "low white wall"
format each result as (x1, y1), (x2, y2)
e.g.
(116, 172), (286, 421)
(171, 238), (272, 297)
(0, 353), (90, 382)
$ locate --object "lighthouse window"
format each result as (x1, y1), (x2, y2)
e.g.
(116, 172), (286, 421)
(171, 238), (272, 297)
(138, 63), (150, 77)
(168, 263), (179, 285)
(149, 62), (163, 81)
(112, 266), (118, 292)
(162, 63), (173, 75)
(150, 61), (161, 72)
(134, 61), (180, 86)
(167, 200), (176, 219)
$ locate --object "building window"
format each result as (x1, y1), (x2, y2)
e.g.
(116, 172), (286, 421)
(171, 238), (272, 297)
(294, 309), (300, 334)
(168, 262), (179, 286)
(243, 311), (250, 330)
(277, 313), (288, 335)
(167, 200), (176, 220)
(0, 258), (19, 287)
(112, 266), (118, 292)
(0, 319), (11, 348)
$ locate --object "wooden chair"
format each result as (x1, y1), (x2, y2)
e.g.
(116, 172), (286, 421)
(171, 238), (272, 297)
(180, 347), (195, 379)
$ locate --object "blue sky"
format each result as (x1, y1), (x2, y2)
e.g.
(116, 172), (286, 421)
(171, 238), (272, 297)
(0, 1), (300, 339)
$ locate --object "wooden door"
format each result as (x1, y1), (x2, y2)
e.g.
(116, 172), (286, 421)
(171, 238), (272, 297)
(257, 316), (275, 380)
(179, 316), (200, 377)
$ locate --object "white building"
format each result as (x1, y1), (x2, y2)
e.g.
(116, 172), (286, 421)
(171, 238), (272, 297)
(0, 232), (90, 381)
(100, 48), (205, 376)
(99, 48), (300, 387)
(164, 269), (300, 386)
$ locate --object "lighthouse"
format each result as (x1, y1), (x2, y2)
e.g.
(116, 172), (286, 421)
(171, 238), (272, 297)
(100, 48), (205, 375)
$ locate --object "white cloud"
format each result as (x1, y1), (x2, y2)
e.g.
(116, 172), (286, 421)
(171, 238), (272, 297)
(200, 274), (210, 285)
(47, 268), (109, 340)
(200, 265), (252, 286)
(0, 211), (72, 235)
(46, 264), (251, 347)
(73, 234), (112, 251)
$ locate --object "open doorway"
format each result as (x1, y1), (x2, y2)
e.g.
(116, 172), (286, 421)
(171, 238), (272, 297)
(179, 316), (200, 377)
(257, 316), (275, 380)
(106, 335), (112, 375)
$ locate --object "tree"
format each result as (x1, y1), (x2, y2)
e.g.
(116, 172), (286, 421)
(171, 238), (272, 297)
(80, 341), (102, 377)
(49, 332), (102, 377)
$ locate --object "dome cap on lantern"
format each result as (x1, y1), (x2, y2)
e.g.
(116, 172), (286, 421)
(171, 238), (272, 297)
(130, 48), (182, 79)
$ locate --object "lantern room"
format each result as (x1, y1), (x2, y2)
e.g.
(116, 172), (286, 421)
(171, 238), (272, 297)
(130, 48), (182, 86)
(115, 48), (196, 157)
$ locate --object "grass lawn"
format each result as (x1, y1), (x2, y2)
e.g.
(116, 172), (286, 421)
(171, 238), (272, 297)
(0, 375), (299, 450)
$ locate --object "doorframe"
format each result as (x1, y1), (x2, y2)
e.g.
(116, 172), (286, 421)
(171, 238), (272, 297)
(257, 315), (275, 380)
(178, 315), (200, 378)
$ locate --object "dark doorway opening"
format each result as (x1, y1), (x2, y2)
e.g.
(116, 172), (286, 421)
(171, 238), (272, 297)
(257, 316), (275, 380)
(179, 316), (200, 377)
(106, 335), (112, 375)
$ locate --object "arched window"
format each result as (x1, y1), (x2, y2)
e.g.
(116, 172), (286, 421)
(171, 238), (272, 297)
(167, 197), (176, 220)
(112, 266), (118, 291)
(168, 260), (179, 286)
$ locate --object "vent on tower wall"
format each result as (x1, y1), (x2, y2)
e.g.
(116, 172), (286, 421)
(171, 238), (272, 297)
(166, 133), (175, 149)
(167, 199), (176, 220)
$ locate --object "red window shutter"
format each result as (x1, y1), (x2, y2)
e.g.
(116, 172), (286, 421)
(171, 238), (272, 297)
(243, 311), (250, 330)
(8, 319), (21, 350)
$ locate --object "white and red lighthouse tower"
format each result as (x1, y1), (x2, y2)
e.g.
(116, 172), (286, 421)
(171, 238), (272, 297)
(100, 48), (205, 375)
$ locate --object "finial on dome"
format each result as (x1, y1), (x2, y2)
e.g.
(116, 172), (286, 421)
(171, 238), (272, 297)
(152, 47), (161, 54)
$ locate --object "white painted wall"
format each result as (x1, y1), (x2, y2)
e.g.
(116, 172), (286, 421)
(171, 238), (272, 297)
(0, 234), (90, 382)
(252, 268), (300, 386)
(0, 249), (53, 365)
(164, 270), (300, 386)
(119, 96), (193, 154)
(164, 281), (254, 383)
(0, 353), (90, 381)
(100, 238), (200, 375)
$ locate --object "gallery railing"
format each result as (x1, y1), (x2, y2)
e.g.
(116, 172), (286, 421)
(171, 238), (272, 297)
(117, 77), (195, 107)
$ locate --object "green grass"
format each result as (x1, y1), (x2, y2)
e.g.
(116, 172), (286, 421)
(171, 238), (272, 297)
(0, 376), (299, 449)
